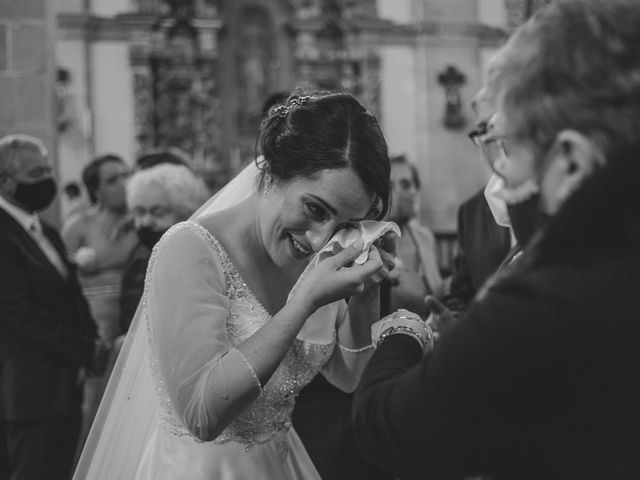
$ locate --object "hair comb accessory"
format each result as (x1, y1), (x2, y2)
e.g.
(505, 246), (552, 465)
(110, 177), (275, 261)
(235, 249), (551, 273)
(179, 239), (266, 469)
(270, 95), (314, 119)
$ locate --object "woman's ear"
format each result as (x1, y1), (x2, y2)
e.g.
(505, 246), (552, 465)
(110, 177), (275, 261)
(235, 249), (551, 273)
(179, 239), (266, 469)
(540, 130), (603, 214)
(0, 172), (15, 196)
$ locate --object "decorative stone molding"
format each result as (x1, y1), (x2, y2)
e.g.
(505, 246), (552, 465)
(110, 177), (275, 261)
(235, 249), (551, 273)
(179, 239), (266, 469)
(127, 2), (224, 191)
(287, 0), (383, 114)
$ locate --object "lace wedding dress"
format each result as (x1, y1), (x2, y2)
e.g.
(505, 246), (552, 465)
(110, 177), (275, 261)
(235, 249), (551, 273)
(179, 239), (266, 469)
(138, 221), (342, 479)
(74, 163), (373, 480)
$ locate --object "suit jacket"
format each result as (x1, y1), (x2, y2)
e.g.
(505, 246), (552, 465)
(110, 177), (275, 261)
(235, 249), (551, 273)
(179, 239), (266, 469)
(445, 189), (512, 311)
(406, 221), (444, 296)
(119, 242), (151, 332)
(0, 209), (97, 421)
(386, 221), (445, 318)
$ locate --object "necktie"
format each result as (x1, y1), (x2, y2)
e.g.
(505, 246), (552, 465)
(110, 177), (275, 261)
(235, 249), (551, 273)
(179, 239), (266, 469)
(29, 219), (69, 278)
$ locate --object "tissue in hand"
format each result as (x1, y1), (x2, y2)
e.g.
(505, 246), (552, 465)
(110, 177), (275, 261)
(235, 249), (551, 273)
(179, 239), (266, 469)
(315, 220), (401, 265)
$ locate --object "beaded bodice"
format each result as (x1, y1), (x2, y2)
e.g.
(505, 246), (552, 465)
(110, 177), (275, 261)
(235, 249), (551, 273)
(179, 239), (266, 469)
(146, 222), (335, 448)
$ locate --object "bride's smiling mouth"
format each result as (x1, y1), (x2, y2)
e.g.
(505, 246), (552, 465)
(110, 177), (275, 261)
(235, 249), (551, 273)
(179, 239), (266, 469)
(287, 233), (312, 259)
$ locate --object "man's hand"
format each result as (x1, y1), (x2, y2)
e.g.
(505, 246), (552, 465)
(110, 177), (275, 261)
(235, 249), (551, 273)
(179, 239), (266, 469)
(424, 295), (459, 342)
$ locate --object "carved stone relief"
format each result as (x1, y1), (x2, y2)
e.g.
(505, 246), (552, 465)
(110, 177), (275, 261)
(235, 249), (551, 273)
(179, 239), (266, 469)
(288, 0), (382, 115)
(129, 3), (224, 191)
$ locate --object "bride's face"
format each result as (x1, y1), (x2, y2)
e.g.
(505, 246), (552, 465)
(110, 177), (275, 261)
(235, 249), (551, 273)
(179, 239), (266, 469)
(258, 167), (375, 270)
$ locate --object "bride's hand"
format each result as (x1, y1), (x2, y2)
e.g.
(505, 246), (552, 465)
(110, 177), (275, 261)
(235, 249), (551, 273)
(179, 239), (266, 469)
(362, 232), (397, 294)
(292, 239), (386, 312)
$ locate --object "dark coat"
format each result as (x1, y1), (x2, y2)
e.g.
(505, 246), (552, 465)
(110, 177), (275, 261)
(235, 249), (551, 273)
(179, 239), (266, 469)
(119, 241), (151, 332)
(445, 189), (512, 312)
(353, 150), (640, 479)
(0, 209), (97, 421)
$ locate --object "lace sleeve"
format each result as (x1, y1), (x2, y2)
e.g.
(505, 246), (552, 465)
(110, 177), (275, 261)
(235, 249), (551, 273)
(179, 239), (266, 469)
(147, 224), (262, 441)
(320, 301), (374, 393)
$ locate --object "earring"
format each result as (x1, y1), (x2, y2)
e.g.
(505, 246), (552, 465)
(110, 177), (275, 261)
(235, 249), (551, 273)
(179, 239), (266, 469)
(263, 175), (274, 195)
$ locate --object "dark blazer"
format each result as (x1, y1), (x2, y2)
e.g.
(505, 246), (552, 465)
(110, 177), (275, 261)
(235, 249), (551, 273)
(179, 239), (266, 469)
(119, 242), (151, 332)
(353, 154), (640, 479)
(0, 208), (97, 421)
(445, 189), (512, 311)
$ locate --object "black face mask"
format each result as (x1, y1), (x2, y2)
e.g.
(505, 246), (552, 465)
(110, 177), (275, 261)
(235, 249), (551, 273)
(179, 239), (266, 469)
(506, 192), (550, 248)
(13, 177), (57, 212)
(136, 226), (166, 250)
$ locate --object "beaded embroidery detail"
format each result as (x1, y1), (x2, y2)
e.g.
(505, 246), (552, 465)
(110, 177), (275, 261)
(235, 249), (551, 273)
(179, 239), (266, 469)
(144, 222), (335, 456)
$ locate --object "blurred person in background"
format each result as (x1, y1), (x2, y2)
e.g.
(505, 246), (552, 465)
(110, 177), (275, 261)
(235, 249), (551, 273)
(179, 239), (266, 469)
(61, 181), (89, 225)
(439, 87), (514, 315)
(0, 134), (108, 480)
(442, 182), (512, 313)
(119, 161), (209, 332)
(385, 154), (444, 318)
(61, 153), (138, 450)
(354, 1), (640, 478)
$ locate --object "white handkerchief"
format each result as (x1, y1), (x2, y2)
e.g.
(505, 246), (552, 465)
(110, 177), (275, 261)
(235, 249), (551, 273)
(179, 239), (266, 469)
(313, 220), (401, 266)
(290, 220), (401, 345)
(290, 220), (401, 303)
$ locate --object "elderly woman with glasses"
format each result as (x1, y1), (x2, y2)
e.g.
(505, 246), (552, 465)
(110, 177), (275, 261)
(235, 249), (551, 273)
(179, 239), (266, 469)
(353, 1), (640, 479)
(119, 160), (209, 331)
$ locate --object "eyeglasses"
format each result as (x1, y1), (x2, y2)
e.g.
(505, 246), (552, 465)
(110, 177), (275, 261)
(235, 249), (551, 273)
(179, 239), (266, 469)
(468, 128), (510, 173)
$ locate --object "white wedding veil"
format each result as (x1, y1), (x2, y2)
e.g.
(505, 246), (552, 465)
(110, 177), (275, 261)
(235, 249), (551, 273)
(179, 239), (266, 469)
(73, 162), (260, 480)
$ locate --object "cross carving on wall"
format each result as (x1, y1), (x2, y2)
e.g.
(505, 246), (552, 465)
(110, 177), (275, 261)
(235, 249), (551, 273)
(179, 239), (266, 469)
(437, 65), (466, 129)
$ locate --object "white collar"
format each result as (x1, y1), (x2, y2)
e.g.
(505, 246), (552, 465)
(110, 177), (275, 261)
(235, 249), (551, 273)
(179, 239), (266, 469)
(0, 194), (39, 232)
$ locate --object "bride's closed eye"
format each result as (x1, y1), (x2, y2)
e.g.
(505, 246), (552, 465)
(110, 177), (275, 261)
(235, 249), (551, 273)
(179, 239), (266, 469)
(304, 201), (328, 221)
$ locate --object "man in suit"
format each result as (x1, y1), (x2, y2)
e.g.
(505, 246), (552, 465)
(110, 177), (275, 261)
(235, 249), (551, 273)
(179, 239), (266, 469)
(0, 135), (108, 480)
(443, 186), (512, 312)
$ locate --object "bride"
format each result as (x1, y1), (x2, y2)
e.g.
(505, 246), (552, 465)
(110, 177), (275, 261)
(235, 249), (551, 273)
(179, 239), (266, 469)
(74, 92), (395, 479)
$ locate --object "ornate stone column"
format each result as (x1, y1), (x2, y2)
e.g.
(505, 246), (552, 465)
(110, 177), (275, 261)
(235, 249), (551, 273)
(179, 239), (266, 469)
(288, 0), (386, 115)
(126, 0), (225, 190)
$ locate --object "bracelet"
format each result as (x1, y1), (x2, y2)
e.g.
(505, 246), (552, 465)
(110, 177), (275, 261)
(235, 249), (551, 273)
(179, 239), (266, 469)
(371, 309), (433, 349)
(232, 348), (263, 392)
(339, 343), (375, 353)
(377, 324), (432, 348)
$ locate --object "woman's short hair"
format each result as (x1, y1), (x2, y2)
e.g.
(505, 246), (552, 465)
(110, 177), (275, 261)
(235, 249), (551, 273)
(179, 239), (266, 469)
(257, 90), (390, 219)
(488, 0), (640, 163)
(0, 134), (47, 175)
(135, 148), (192, 171)
(126, 163), (209, 221)
(82, 154), (125, 204)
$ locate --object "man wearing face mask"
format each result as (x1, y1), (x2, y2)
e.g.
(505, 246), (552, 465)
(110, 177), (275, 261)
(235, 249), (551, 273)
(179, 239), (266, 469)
(119, 160), (209, 332)
(353, 1), (640, 479)
(441, 173), (514, 314)
(477, 112), (552, 251)
(0, 135), (109, 480)
(432, 102), (518, 333)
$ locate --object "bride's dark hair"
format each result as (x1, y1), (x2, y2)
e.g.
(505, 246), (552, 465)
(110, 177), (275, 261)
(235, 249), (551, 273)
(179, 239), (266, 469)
(257, 90), (390, 219)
